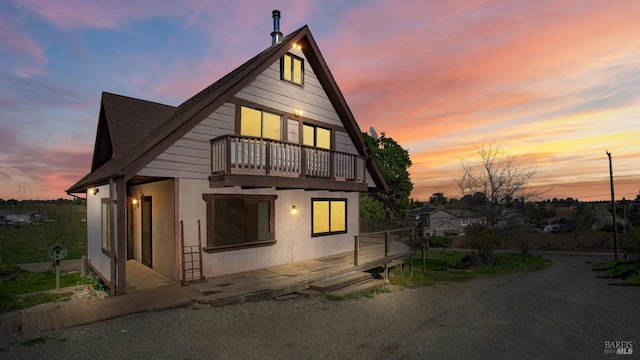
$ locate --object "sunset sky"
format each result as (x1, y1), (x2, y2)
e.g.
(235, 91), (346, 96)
(1, 0), (638, 202)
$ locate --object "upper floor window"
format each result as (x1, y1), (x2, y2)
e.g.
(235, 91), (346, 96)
(281, 53), (304, 86)
(240, 106), (282, 141)
(303, 124), (331, 149)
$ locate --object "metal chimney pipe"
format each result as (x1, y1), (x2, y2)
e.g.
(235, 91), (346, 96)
(271, 10), (283, 45)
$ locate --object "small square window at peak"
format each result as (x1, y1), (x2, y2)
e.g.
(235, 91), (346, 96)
(281, 53), (304, 86)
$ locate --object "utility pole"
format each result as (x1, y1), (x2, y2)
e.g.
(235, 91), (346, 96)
(606, 151), (618, 262)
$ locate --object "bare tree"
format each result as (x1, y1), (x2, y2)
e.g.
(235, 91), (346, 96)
(458, 142), (541, 256)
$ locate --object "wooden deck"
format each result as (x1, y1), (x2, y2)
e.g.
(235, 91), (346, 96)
(0, 241), (413, 336)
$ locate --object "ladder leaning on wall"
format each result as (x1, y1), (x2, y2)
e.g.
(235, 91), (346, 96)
(180, 219), (206, 284)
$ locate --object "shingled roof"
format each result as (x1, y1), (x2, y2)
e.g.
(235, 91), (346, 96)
(67, 25), (388, 194)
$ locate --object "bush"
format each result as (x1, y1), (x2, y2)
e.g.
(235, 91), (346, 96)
(464, 223), (504, 264)
(429, 236), (452, 248)
(457, 252), (484, 269)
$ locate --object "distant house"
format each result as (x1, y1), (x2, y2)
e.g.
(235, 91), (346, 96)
(420, 209), (483, 237)
(66, 12), (390, 296)
(408, 206), (435, 226)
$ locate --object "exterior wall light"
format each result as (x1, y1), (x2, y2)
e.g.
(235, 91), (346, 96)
(92, 188), (99, 196)
(293, 108), (303, 118)
(291, 205), (298, 215)
(132, 198), (139, 208)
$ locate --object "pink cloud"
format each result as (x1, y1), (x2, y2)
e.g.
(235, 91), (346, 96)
(0, 14), (47, 76)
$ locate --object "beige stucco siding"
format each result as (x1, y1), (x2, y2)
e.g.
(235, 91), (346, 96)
(128, 179), (176, 280)
(177, 178), (359, 278)
(86, 183), (112, 283)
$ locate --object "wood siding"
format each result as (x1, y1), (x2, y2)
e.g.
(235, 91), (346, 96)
(138, 103), (235, 179)
(139, 52), (368, 183)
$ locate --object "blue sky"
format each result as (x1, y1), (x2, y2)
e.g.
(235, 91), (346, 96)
(1, 0), (639, 201)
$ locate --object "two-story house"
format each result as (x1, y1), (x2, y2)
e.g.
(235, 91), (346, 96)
(425, 209), (483, 237)
(67, 11), (389, 296)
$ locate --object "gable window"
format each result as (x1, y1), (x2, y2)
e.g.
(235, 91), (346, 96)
(303, 124), (331, 149)
(312, 198), (347, 236)
(240, 106), (282, 140)
(281, 53), (304, 86)
(203, 194), (277, 251)
(101, 200), (111, 254)
(461, 218), (469, 225)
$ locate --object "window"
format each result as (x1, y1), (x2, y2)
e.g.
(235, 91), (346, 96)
(281, 53), (304, 86)
(240, 106), (282, 140)
(461, 218), (469, 226)
(303, 124), (331, 149)
(101, 201), (111, 253)
(203, 194), (277, 251)
(312, 198), (347, 236)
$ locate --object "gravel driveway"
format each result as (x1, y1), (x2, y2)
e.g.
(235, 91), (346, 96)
(1, 252), (638, 359)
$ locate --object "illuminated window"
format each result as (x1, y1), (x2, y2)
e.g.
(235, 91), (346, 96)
(240, 106), (282, 140)
(303, 124), (331, 149)
(203, 194), (277, 251)
(101, 201), (111, 253)
(281, 53), (304, 86)
(312, 198), (347, 236)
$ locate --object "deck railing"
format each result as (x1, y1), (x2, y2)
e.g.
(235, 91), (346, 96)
(354, 223), (427, 276)
(210, 135), (366, 182)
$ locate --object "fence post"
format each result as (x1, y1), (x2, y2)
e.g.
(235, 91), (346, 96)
(354, 235), (359, 266)
(384, 231), (389, 258)
(422, 237), (426, 272)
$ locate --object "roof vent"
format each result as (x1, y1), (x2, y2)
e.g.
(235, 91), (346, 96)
(271, 10), (283, 45)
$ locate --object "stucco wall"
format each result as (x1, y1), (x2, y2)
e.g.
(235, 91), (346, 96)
(177, 178), (359, 278)
(128, 179), (176, 280)
(86, 183), (112, 283)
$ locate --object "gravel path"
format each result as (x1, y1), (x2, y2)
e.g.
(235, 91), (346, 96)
(1, 252), (638, 359)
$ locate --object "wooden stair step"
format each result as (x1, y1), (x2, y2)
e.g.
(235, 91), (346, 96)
(328, 279), (386, 297)
(308, 271), (372, 293)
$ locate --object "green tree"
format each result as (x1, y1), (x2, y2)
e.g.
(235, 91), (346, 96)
(363, 133), (413, 219)
(464, 223), (505, 264)
(360, 193), (385, 219)
(429, 192), (448, 206)
(622, 226), (640, 262)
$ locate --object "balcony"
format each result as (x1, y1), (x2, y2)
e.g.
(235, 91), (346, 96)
(209, 135), (367, 191)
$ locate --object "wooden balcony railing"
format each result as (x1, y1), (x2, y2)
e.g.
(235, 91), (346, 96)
(210, 135), (366, 183)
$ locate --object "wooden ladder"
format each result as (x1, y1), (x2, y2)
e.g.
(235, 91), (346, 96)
(180, 220), (205, 284)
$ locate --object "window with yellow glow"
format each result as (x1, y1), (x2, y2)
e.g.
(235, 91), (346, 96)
(312, 198), (347, 236)
(240, 106), (282, 140)
(303, 124), (331, 149)
(281, 53), (304, 86)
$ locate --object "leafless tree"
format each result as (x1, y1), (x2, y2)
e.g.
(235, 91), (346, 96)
(458, 142), (542, 255)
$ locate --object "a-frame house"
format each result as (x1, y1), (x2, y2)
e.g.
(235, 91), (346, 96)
(67, 11), (390, 296)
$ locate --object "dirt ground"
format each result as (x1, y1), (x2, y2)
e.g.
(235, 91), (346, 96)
(1, 251), (638, 359)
